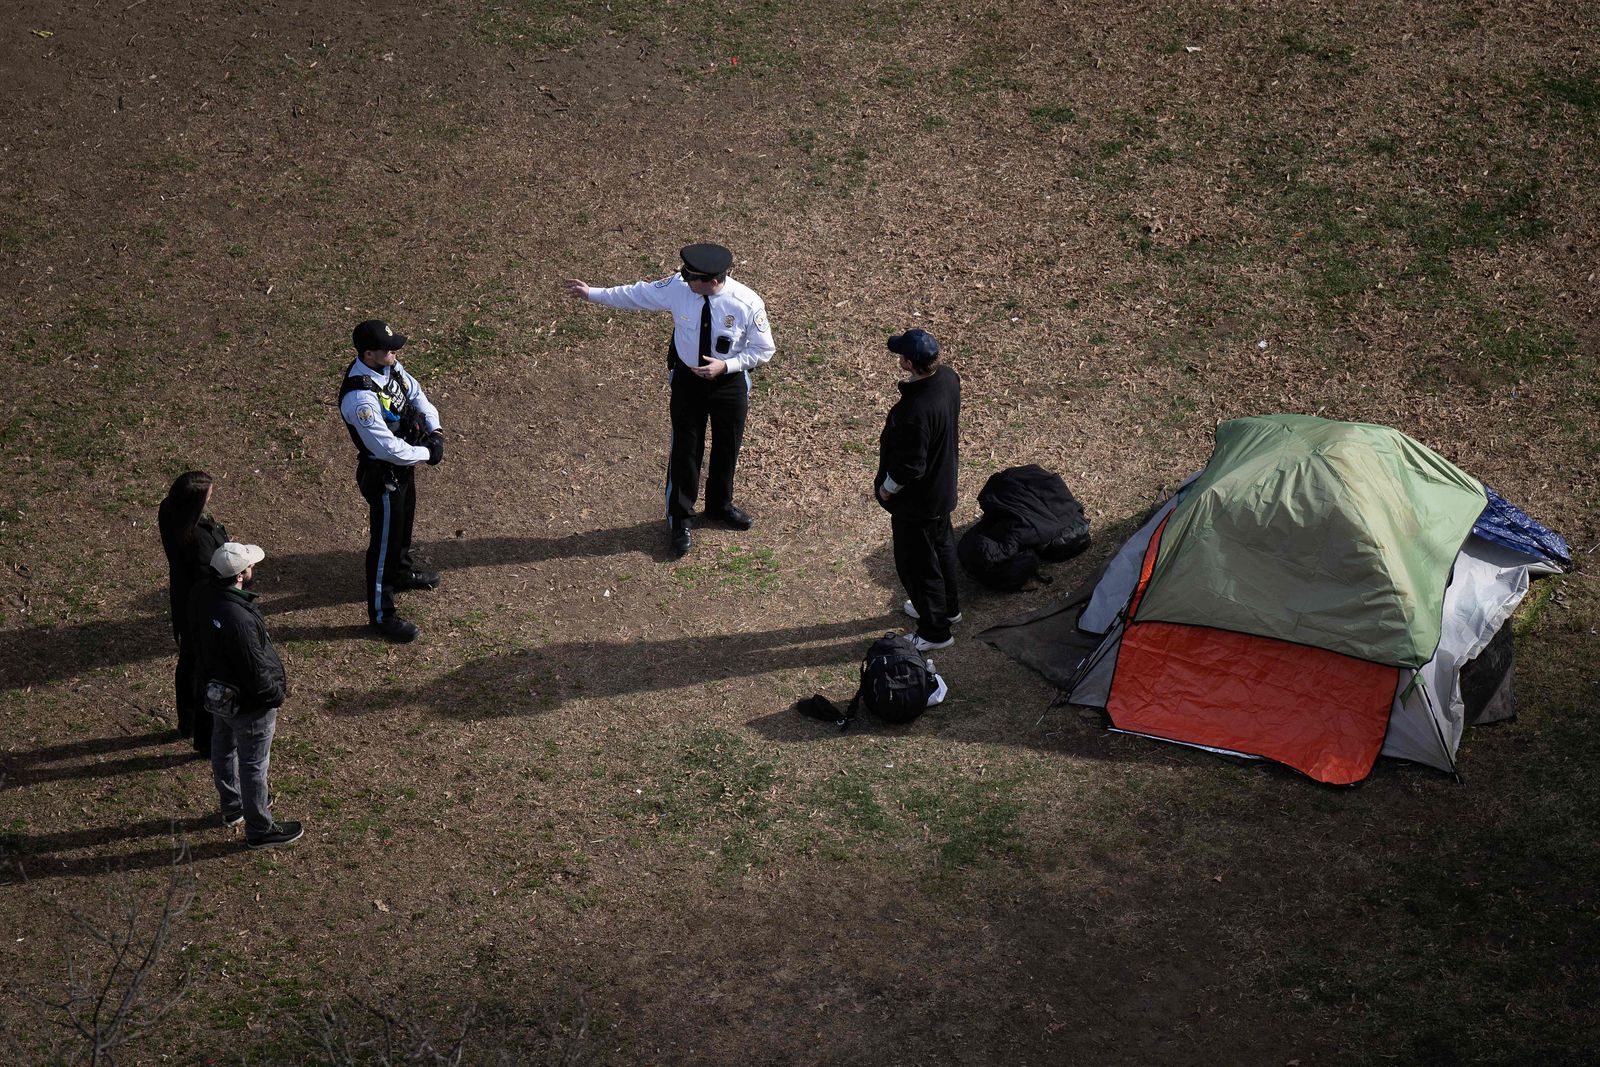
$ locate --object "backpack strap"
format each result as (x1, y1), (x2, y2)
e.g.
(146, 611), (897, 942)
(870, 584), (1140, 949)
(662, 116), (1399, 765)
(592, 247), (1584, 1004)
(841, 688), (862, 733)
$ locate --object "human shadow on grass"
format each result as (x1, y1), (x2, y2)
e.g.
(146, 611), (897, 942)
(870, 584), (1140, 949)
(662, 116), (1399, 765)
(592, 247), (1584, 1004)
(0, 520), (667, 691)
(0, 729), (196, 791)
(2, 750), (204, 790)
(260, 519), (668, 615)
(327, 616), (890, 719)
(1, 835), (244, 884)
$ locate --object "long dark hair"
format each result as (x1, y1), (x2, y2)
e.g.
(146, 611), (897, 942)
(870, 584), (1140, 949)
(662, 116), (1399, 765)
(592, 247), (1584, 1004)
(159, 471), (213, 547)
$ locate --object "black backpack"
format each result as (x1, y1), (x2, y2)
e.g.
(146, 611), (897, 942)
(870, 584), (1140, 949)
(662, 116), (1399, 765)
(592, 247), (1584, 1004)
(795, 634), (938, 731)
(853, 633), (936, 725)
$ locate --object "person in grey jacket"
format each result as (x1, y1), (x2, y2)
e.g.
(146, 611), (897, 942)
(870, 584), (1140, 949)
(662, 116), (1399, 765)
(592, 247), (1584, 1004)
(196, 542), (303, 850)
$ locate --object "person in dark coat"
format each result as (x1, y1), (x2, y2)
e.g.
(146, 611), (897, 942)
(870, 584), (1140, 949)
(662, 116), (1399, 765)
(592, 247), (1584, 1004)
(195, 542), (303, 850)
(874, 329), (962, 652)
(156, 471), (228, 755)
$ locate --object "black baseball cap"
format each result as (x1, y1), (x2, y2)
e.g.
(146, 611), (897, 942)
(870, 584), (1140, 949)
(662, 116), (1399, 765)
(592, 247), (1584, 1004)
(887, 328), (940, 366)
(353, 320), (406, 353)
(679, 242), (734, 278)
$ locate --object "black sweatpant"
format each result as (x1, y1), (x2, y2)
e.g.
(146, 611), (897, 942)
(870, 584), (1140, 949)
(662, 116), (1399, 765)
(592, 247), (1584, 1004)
(891, 511), (960, 642)
(357, 459), (417, 624)
(666, 365), (749, 521)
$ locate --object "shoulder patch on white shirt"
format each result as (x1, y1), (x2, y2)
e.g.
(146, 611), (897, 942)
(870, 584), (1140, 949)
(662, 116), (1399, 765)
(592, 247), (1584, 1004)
(356, 405), (378, 424)
(754, 310), (770, 332)
(653, 275), (675, 288)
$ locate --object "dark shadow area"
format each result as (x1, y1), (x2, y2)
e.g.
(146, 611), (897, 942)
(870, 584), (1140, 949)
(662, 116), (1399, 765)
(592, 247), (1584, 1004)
(0, 617), (176, 693)
(0, 837), (243, 884)
(1, 729), (174, 771)
(1, 814), (218, 856)
(329, 616), (889, 718)
(2, 750), (205, 790)
(270, 623), (378, 643)
(261, 519), (669, 614)
(0, 521), (669, 691)
(746, 506), (1183, 762)
(2, 730), (197, 791)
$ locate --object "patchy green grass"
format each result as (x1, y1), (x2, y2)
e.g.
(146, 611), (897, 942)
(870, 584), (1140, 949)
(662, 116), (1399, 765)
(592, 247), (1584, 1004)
(672, 544), (781, 593)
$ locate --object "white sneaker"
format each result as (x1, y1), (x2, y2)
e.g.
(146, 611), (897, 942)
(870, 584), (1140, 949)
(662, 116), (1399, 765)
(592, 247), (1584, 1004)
(908, 632), (954, 653)
(902, 600), (963, 625)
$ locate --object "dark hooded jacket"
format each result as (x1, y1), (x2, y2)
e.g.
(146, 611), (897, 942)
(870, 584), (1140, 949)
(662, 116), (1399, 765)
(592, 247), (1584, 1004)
(194, 585), (287, 714)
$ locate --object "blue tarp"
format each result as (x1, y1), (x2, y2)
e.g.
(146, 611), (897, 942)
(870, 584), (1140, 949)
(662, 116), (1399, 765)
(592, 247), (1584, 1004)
(1473, 486), (1571, 567)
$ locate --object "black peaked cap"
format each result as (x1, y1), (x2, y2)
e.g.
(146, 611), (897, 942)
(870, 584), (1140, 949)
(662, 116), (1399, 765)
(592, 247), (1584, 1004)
(679, 242), (734, 275)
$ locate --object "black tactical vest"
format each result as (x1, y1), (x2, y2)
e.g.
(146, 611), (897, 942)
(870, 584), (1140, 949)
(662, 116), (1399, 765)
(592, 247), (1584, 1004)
(339, 362), (415, 458)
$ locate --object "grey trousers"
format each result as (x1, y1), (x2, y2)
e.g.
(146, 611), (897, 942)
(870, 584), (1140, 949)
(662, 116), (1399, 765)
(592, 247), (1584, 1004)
(211, 706), (278, 838)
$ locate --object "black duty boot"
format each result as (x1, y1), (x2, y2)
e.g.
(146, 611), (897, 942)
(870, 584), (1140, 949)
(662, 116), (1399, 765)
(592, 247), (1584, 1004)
(670, 519), (692, 559)
(706, 504), (753, 530)
(372, 616), (420, 643)
(392, 571), (440, 591)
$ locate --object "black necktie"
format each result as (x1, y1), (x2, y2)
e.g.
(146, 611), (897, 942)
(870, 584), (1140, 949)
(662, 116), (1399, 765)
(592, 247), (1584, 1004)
(698, 296), (712, 367)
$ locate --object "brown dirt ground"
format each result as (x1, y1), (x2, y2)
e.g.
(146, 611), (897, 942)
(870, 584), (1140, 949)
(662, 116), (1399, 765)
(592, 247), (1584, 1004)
(2, 0), (1597, 1063)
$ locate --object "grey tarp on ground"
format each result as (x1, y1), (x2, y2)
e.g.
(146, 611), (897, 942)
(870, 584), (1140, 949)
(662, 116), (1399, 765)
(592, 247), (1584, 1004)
(975, 565), (1106, 690)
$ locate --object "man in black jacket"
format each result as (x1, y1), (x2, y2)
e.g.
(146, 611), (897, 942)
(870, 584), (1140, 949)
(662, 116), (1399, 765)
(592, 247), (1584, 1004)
(197, 542), (303, 850)
(875, 329), (962, 652)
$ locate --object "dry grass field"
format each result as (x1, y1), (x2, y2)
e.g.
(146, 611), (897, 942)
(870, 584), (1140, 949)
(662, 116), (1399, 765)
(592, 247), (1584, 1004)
(2, 0), (1597, 1063)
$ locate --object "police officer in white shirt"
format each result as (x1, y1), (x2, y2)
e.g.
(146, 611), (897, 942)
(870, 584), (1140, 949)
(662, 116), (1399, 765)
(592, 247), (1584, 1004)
(565, 242), (775, 558)
(338, 320), (444, 642)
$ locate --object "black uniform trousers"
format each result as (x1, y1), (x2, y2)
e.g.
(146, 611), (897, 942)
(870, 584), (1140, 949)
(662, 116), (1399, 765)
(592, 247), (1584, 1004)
(891, 511), (961, 643)
(666, 365), (748, 522)
(357, 458), (417, 624)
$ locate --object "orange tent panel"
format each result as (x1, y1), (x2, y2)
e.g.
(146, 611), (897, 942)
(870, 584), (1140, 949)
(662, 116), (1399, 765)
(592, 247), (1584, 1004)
(1107, 622), (1399, 785)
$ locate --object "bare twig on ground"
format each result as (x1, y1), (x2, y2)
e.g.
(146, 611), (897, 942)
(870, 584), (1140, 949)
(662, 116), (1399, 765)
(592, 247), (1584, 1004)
(2, 839), (195, 1065)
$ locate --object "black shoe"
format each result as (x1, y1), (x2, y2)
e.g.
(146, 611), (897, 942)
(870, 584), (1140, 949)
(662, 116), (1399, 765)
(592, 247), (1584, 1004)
(223, 793), (274, 828)
(669, 519), (692, 559)
(246, 821), (304, 850)
(707, 504), (754, 530)
(392, 570), (440, 591)
(371, 616), (419, 642)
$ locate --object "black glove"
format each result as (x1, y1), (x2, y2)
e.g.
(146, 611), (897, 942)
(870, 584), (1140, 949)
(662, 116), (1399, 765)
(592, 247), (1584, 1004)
(424, 431), (444, 466)
(397, 407), (430, 445)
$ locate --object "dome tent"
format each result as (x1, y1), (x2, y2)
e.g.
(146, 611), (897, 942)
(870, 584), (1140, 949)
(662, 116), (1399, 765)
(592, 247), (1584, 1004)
(988, 415), (1568, 785)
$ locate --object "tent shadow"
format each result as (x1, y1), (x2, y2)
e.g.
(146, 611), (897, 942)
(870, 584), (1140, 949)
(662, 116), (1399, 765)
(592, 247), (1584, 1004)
(327, 616), (889, 719)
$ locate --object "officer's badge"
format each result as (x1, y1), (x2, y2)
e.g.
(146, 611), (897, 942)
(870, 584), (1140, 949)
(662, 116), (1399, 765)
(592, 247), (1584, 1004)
(723, 314), (735, 328)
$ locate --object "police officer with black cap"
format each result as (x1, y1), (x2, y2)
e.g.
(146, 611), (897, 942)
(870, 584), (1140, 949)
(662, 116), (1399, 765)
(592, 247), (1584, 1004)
(339, 319), (444, 642)
(565, 243), (775, 558)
